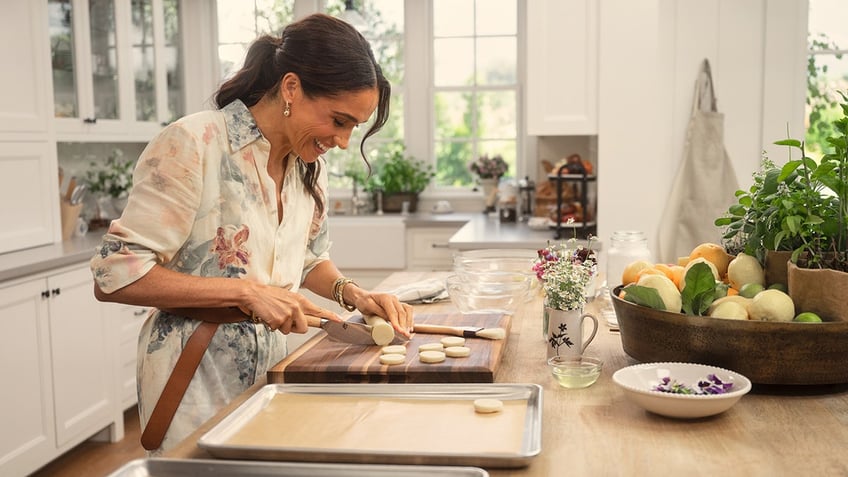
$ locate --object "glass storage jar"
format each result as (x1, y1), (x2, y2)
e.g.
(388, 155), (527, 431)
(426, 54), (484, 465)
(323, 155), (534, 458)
(606, 231), (653, 288)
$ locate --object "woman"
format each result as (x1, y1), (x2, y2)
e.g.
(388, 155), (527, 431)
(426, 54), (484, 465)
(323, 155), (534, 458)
(90, 13), (413, 453)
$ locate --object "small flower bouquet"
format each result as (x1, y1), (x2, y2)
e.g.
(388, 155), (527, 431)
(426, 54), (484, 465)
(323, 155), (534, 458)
(84, 149), (135, 199)
(469, 154), (509, 179)
(533, 227), (598, 311)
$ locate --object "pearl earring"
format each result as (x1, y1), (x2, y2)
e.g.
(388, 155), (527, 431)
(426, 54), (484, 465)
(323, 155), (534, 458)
(283, 102), (291, 117)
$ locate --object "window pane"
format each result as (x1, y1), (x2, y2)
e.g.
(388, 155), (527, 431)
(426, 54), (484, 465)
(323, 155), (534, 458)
(809, 0), (848, 49)
(50, 0), (78, 118)
(433, 0), (473, 37)
(89, 0), (119, 119)
(219, 44), (249, 80)
(132, 0), (156, 121)
(476, 37), (516, 85)
(478, 91), (515, 138)
(435, 91), (472, 139)
(436, 140), (473, 186)
(216, 0), (259, 44)
(255, 0), (292, 35)
(164, 0), (183, 122)
(434, 38), (474, 87)
(475, 0), (516, 36)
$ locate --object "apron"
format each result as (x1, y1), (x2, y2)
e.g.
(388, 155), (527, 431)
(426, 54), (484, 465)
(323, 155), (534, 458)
(656, 59), (740, 263)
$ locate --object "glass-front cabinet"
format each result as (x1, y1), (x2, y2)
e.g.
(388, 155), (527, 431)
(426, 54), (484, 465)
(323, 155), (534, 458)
(49, 0), (183, 141)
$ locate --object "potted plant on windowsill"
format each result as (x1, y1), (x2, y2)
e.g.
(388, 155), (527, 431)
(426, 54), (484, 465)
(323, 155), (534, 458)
(364, 142), (434, 213)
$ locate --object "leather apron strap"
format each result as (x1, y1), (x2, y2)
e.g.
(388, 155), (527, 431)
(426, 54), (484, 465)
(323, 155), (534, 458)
(140, 320), (219, 450)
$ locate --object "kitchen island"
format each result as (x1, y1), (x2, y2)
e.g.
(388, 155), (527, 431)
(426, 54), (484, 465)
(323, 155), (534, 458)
(164, 271), (848, 476)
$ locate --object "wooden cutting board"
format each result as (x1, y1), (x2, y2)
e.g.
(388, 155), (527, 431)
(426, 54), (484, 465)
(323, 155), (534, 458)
(267, 312), (511, 384)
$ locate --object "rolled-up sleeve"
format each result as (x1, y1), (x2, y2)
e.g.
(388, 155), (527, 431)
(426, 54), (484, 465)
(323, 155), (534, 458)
(91, 124), (203, 293)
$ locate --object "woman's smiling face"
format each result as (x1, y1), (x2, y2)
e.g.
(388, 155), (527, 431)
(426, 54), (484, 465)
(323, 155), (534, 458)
(286, 86), (379, 163)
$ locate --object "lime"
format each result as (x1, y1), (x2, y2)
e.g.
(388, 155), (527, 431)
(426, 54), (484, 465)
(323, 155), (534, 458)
(768, 283), (788, 293)
(739, 282), (764, 298)
(794, 312), (823, 323)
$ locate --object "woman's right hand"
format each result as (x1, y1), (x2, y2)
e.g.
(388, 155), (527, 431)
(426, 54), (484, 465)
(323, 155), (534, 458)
(240, 281), (340, 334)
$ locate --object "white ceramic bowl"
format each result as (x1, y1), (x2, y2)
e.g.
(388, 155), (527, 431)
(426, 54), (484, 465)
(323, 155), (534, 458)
(612, 362), (752, 419)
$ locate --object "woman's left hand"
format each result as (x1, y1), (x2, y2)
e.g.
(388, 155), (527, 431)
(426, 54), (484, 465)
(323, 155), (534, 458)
(351, 291), (414, 338)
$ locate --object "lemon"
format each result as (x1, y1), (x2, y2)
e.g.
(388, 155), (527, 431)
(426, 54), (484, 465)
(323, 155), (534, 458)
(747, 289), (795, 322)
(794, 312), (823, 323)
(739, 283), (764, 298)
(709, 301), (749, 320)
(727, 253), (765, 290)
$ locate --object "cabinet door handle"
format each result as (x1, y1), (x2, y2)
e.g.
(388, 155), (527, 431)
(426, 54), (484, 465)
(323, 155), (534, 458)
(133, 308), (148, 316)
(41, 290), (50, 299)
(83, 117), (97, 124)
(51, 288), (61, 297)
(431, 243), (450, 248)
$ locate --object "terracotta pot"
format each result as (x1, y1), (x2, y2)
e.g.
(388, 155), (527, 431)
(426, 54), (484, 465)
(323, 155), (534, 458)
(380, 192), (418, 213)
(787, 261), (848, 322)
(764, 250), (792, 288)
(611, 286), (848, 385)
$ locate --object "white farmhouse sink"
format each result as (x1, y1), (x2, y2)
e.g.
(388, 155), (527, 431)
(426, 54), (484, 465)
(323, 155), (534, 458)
(327, 215), (406, 269)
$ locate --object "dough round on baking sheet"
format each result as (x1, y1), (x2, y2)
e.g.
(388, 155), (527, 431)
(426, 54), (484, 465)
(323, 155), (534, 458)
(418, 342), (445, 353)
(419, 350), (446, 364)
(381, 345), (407, 355)
(440, 336), (466, 348)
(473, 398), (504, 414)
(379, 353), (406, 365)
(445, 346), (471, 358)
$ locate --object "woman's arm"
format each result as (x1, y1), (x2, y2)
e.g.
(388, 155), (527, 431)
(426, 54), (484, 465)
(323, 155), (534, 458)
(302, 260), (413, 337)
(95, 264), (339, 333)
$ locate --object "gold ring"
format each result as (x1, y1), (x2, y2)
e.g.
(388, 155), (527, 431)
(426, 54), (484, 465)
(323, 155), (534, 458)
(251, 311), (262, 324)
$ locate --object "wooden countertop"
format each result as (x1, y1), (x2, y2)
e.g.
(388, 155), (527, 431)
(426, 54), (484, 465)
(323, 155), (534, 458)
(165, 271), (848, 476)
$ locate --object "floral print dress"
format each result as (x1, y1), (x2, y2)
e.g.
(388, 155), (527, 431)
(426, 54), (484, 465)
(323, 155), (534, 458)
(90, 100), (330, 453)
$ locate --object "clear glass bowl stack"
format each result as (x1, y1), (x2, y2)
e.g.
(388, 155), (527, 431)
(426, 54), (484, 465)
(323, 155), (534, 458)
(448, 249), (537, 314)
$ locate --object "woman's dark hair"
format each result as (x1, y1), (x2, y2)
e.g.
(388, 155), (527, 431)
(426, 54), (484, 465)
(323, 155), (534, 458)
(214, 13), (392, 215)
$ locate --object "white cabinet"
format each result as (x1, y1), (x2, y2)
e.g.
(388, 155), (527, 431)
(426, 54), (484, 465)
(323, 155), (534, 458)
(0, 2), (58, 254)
(406, 225), (463, 271)
(525, 0), (598, 135)
(103, 302), (149, 410)
(0, 1), (51, 136)
(0, 142), (59, 254)
(0, 265), (117, 477)
(0, 278), (55, 477)
(49, 0), (184, 142)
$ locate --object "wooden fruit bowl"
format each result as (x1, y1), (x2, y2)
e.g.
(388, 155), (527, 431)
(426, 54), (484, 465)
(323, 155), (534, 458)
(611, 286), (848, 385)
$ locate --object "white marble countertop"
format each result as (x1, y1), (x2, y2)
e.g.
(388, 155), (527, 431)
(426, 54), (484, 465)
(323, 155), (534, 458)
(0, 229), (106, 282)
(448, 214), (600, 251)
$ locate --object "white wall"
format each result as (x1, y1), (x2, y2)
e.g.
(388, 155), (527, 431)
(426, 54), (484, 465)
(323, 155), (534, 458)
(597, 0), (808, 264)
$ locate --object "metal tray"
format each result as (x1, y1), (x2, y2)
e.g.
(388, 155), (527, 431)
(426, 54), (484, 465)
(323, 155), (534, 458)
(107, 458), (489, 477)
(198, 383), (542, 468)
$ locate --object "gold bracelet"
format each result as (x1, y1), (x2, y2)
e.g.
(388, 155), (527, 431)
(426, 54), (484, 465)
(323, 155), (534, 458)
(333, 277), (357, 312)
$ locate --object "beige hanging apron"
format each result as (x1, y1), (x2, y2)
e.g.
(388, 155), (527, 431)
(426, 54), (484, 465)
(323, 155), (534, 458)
(657, 59), (740, 264)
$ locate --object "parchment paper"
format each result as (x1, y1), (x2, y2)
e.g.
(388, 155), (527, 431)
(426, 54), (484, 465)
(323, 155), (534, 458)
(226, 393), (528, 455)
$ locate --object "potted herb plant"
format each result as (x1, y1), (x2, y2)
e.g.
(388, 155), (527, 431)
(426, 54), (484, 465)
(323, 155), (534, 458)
(365, 142), (434, 213)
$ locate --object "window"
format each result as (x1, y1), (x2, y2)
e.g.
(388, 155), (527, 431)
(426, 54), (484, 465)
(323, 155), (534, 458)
(806, 0), (848, 158)
(213, 0), (521, 193)
(432, 0), (518, 188)
(216, 0), (294, 80)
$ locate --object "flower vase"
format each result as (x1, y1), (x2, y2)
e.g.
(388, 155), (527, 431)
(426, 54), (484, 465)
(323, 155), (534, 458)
(479, 177), (498, 213)
(544, 306), (599, 360)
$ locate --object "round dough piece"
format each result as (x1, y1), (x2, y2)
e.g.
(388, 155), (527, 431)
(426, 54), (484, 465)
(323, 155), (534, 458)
(445, 346), (471, 358)
(418, 342), (445, 353)
(379, 353), (406, 365)
(441, 336), (466, 348)
(473, 398), (504, 414)
(419, 350), (446, 364)
(381, 345), (407, 355)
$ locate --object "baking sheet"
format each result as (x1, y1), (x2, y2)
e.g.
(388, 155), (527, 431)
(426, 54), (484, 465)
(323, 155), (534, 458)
(197, 383), (542, 468)
(107, 458), (490, 476)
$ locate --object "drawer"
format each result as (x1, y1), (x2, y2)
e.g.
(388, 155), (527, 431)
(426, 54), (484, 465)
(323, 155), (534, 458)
(406, 228), (461, 271)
